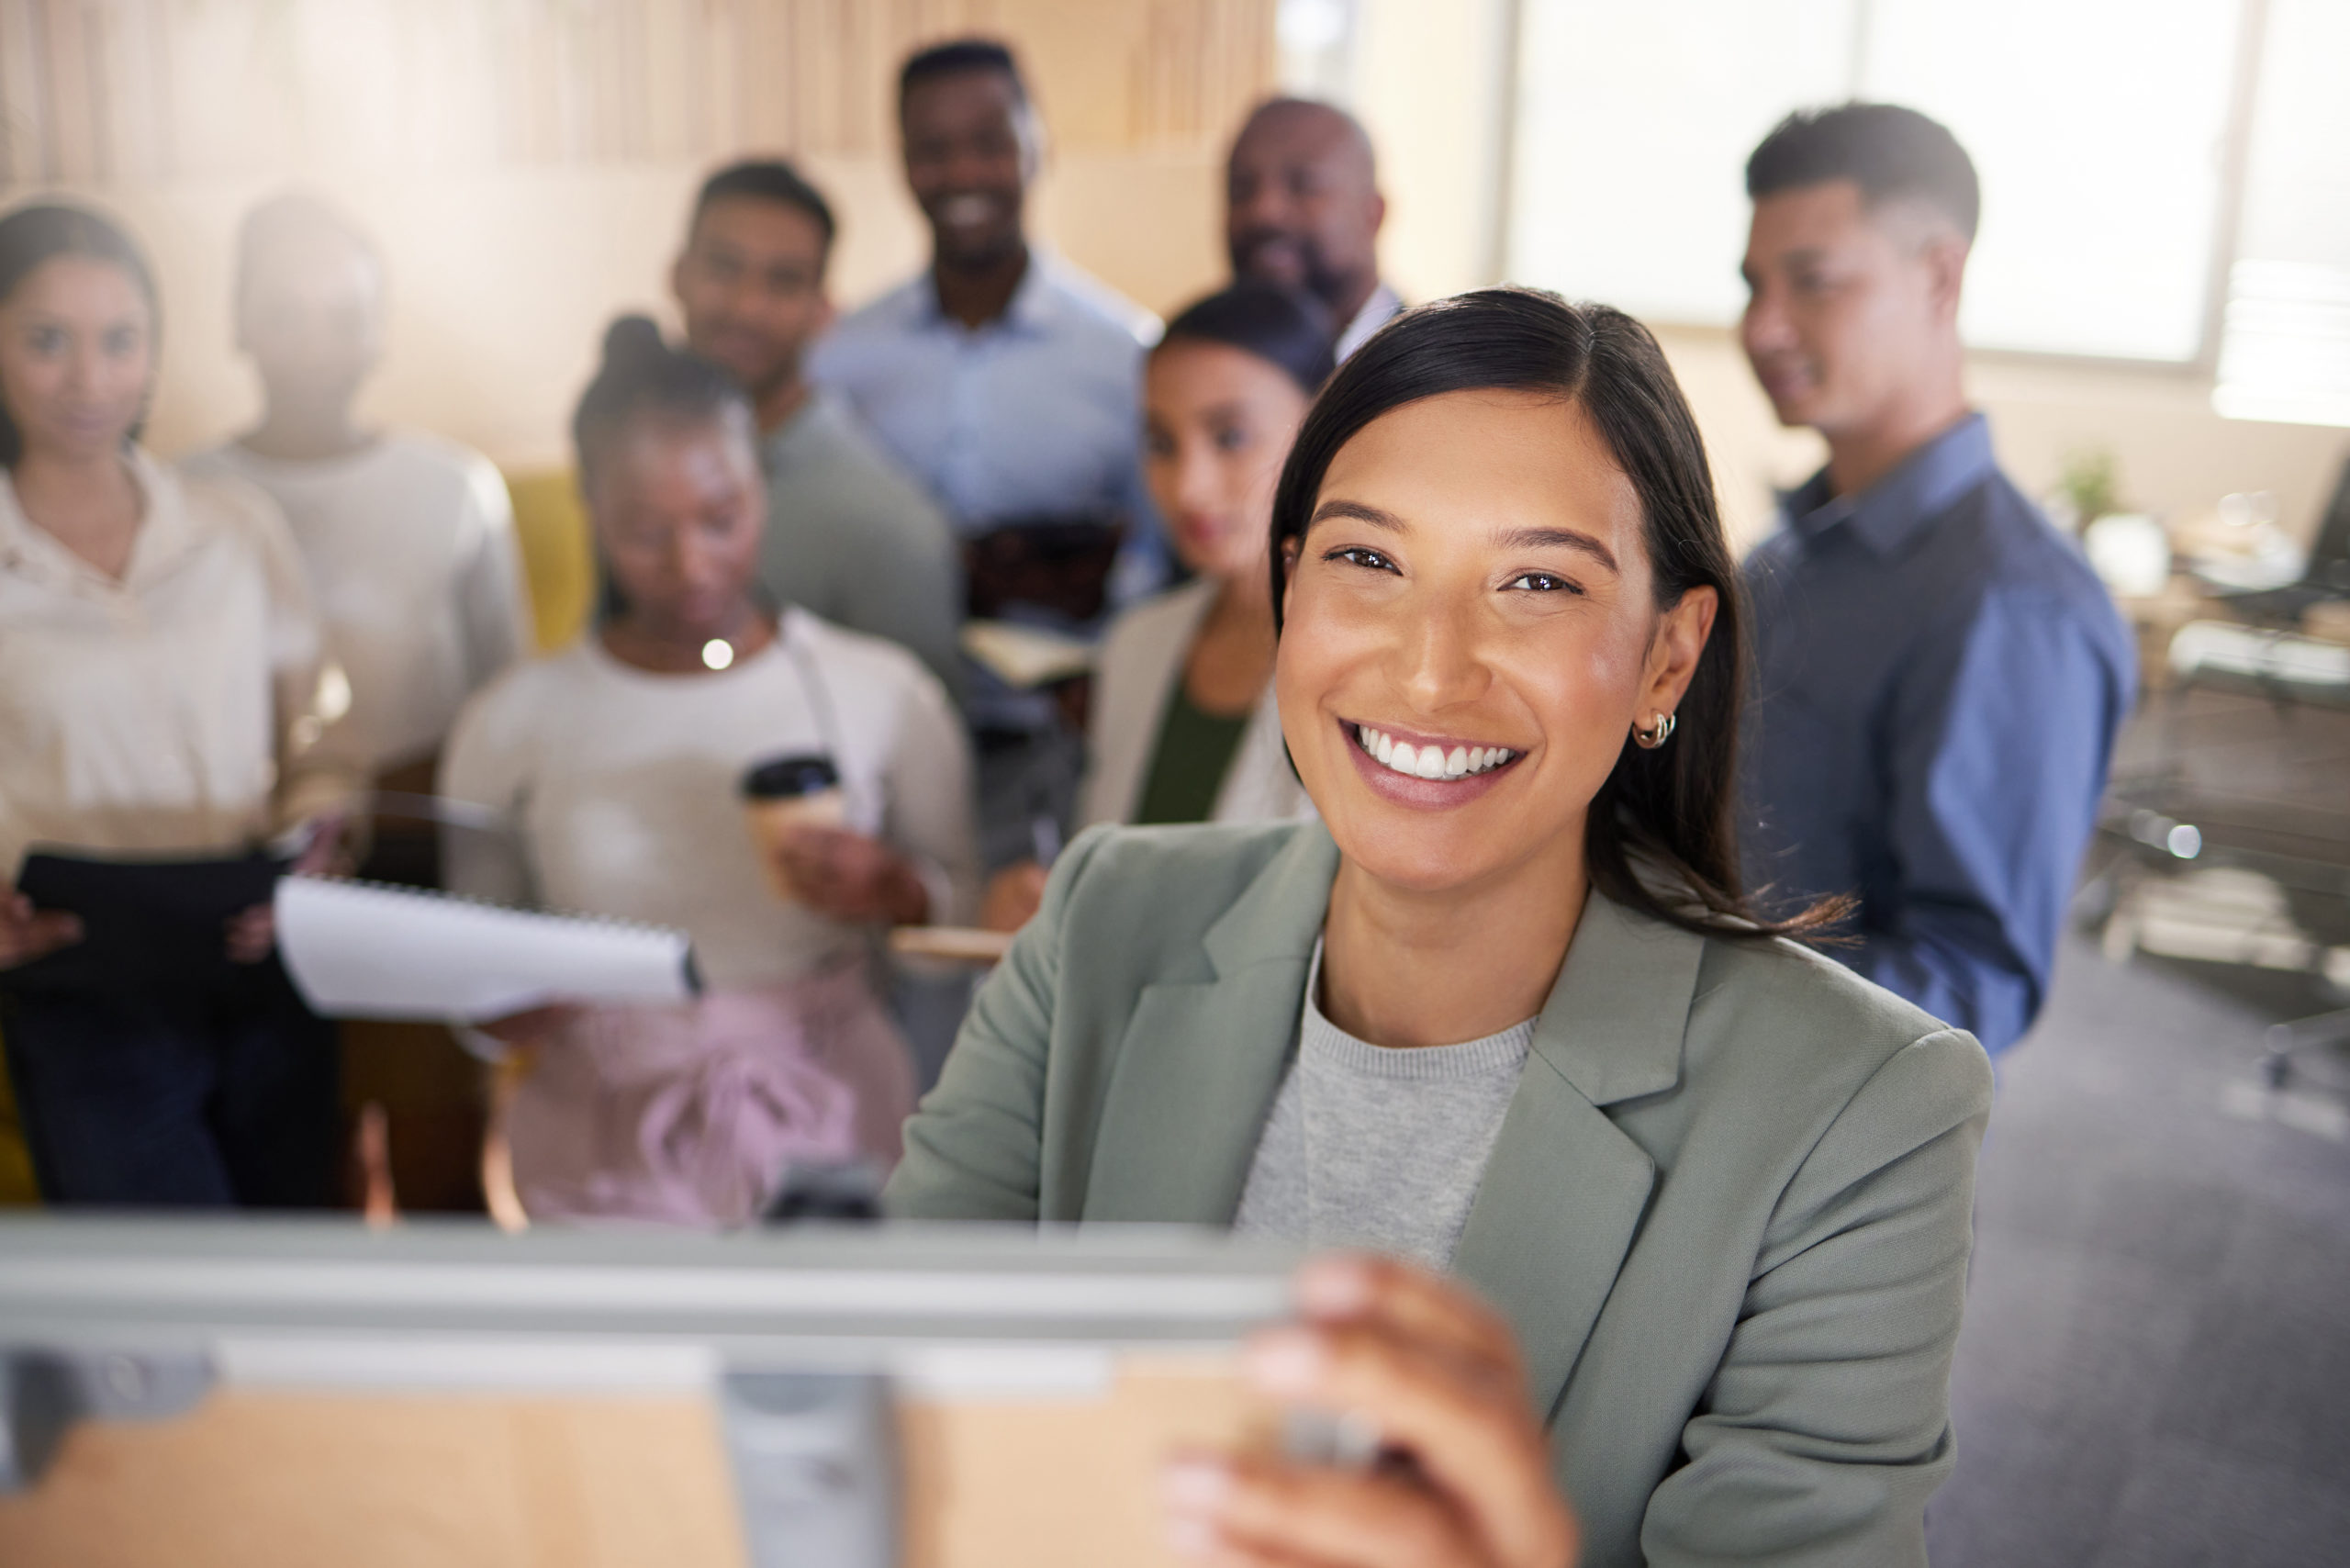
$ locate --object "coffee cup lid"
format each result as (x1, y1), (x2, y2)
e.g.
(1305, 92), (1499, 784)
(742, 753), (839, 800)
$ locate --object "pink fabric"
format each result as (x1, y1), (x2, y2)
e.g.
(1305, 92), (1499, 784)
(503, 960), (914, 1226)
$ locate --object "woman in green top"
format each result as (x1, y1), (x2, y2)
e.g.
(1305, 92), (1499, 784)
(981, 282), (1333, 929)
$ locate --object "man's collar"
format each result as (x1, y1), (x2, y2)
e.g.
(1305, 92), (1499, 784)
(915, 248), (1058, 335)
(1335, 280), (1404, 362)
(1781, 411), (1995, 555)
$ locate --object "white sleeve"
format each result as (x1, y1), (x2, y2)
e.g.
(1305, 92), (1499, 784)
(436, 680), (537, 908)
(455, 456), (533, 689)
(881, 664), (980, 928)
(231, 475), (364, 829)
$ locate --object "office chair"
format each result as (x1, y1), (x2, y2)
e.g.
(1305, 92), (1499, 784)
(2089, 614), (2350, 1092)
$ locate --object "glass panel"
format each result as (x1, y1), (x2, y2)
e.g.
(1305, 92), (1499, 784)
(1861, 0), (2240, 361)
(1507, 0), (1859, 326)
(2214, 0), (2350, 426)
(1506, 0), (2244, 364)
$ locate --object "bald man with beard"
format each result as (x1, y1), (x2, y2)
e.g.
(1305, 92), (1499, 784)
(1225, 97), (1400, 362)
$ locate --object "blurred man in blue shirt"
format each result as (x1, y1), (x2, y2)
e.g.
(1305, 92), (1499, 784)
(1737, 104), (2136, 1057)
(808, 38), (1161, 864)
(806, 39), (1159, 599)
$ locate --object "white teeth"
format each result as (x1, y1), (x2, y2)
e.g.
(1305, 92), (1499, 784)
(1354, 724), (1516, 781)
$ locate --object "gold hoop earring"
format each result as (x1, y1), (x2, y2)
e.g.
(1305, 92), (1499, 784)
(1633, 711), (1677, 750)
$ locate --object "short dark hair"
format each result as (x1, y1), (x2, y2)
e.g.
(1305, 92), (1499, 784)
(0, 202), (160, 468)
(690, 158), (837, 252)
(1159, 282), (1337, 396)
(572, 314), (750, 485)
(1746, 103), (1979, 241)
(899, 38), (1027, 115)
(1269, 288), (1841, 943)
(1231, 96), (1377, 175)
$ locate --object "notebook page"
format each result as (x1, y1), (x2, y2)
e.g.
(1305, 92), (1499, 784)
(275, 876), (696, 1022)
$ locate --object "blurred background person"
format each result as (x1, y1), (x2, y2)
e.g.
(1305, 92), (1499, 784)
(441, 317), (975, 1225)
(0, 202), (354, 1208)
(1737, 105), (2136, 1058)
(188, 191), (536, 1212)
(670, 158), (963, 700)
(188, 192), (530, 818)
(808, 37), (1161, 871)
(982, 281), (1328, 932)
(1225, 97), (1398, 363)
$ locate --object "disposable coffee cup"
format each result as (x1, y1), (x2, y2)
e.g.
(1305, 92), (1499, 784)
(741, 754), (845, 902)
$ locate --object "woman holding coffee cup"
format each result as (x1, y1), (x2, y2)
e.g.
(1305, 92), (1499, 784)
(440, 317), (976, 1225)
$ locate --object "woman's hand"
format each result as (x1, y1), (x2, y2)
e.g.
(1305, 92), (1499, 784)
(471, 1004), (581, 1049)
(290, 812), (355, 878)
(228, 812), (353, 963)
(979, 860), (1049, 933)
(1163, 1253), (1580, 1568)
(225, 904), (277, 965)
(0, 892), (83, 971)
(775, 825), (929, 926)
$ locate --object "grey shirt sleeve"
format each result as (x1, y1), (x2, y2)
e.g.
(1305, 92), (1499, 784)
(761, 409), (967, 706)
(822, 500), (965, 707)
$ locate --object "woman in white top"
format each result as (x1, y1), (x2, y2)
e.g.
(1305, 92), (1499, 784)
(0, 203), (354, 1207)
(441, 317), (977, 1226)
(982, 283), (1331, 929)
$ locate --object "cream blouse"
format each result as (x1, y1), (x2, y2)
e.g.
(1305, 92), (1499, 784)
(0, 447), (356, 879)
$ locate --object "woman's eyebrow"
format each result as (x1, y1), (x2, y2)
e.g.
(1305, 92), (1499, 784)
(1309, 498), (1405, 532)
(1493, 525), (1619, 573)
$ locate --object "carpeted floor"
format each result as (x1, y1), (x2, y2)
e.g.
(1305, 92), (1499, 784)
(1926, 689), (2350, 1566)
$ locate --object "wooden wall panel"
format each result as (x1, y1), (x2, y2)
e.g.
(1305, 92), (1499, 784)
(0, 0), (1273, 187)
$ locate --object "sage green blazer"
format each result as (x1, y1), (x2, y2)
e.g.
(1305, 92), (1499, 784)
(887, 820), (1993, 1568)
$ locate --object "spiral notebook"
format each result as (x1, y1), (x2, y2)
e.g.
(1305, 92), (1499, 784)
(274, 876), (699, 1023)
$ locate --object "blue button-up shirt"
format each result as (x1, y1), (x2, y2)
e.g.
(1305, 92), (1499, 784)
(807, 253), (1158, 546)
(1741, 413), (2136, 1055)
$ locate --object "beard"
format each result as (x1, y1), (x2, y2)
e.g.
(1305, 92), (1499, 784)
(1230, 228), (1356, 311)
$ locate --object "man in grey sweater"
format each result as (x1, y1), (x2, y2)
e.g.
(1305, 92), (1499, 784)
(671, 160), (964, 701)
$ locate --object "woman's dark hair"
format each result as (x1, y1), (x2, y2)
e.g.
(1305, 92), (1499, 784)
(571, 314), (751, 484)
(1157, 281), (1337, 396)
(1269, 286), (1839, 942)
(0, 202), (161, 467)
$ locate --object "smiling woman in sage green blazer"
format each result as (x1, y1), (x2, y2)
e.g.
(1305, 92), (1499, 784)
(888, 290), (1993, 1568)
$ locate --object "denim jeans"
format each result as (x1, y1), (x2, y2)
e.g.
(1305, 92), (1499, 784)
(0, 960), (339, 1208)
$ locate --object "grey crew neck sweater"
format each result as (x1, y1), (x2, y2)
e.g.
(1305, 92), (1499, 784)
(1232, 941), (1534, 1270)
